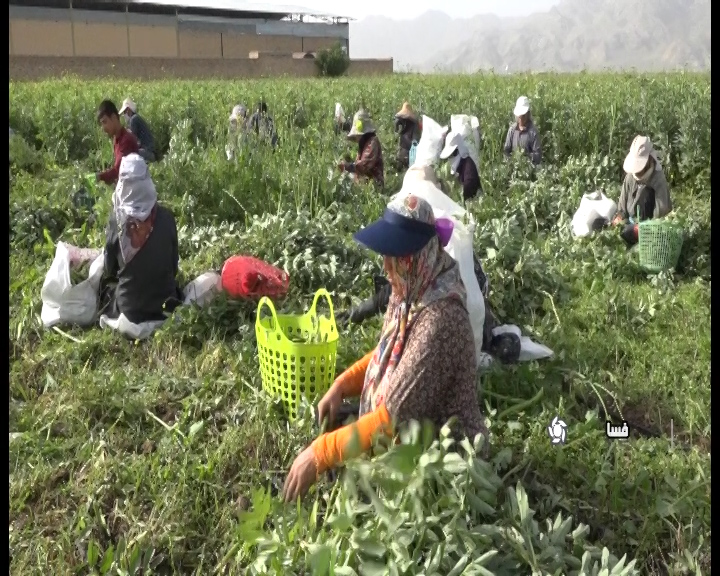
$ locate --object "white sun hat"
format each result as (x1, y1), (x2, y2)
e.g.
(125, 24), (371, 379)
(118, 98), (137, 115)
(513, 96), (530, 117)
(230, 104), (247, 121)
(439, 115), (481, 168)
(623, 135), (658, 174)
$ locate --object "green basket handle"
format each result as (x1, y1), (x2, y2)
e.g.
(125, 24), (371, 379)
(309, 289), (337, 333)
(256, 296), (280, 333)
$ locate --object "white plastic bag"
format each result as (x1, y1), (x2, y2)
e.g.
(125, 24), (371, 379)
(571, 191), (617, 237)
(444, 217), (486, 365)
(99, 314), (165, 341)
(334, 103), (345, 123)
(40, 242), (104, 329)
(413, 115), (445, 167)
(183, 271), (222, 307)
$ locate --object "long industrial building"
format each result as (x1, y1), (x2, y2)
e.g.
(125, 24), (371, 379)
(9, 0), (393, 79)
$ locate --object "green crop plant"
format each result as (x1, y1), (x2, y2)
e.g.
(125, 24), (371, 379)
(9, 73), (710, 575)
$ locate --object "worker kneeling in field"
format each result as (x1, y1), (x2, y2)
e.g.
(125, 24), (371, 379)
(119, 98), (157, 163)
(503, 96), (542, 166)
(283, 194), (487, 502)
(611, 136), (672, 247)
(99, 154), (183, 325)
(337, 109), (385, 188)
(95, 100), (140, 186)
(393, 102), (422, 172)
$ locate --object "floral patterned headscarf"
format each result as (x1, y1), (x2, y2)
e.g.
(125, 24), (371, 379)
(359, 194), (467, 416)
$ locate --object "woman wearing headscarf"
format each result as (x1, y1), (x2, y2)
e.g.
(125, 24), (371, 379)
(439, 115), (483, 202)
(283, 194), (487, 502)
(247, 102), (279, 148)
(100, 154), (183, 325)
(611, 135), (672, 246)
(503, 96), (542, 165)
(393, 102), (422, 172)
(337, 109), (385, 188)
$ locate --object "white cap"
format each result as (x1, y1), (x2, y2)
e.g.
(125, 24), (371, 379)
(623, 135), (655, 174)
(513, 96), (530, 117)
(230, 104), (247, 121)
(118, 98), (137, 115)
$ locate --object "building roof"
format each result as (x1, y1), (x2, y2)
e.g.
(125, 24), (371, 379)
(127, 0), (352, 19)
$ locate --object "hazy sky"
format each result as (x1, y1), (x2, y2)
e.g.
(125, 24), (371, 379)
(178, 0), (562, 21)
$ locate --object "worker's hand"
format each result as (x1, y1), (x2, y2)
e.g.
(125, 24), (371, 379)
(317, 382), (344, 428)
(337, 162), (346, 173)
(611, 215), (624, 226)
(282, 444), (318, 503)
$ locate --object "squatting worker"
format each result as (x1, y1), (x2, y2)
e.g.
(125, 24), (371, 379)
(100, 154), (183, 325)
(119, 98), (157, 163)
(338, 109), (385, 188)
(96, 100), (140, 186)
(503, 96), (542, 165)
(612, 135), (672, 246)
(283, 194), (487, 502)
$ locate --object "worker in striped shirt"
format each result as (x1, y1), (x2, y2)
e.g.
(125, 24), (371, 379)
(119, 98), (157, 163)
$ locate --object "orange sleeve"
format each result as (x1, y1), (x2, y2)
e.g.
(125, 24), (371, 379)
(311, 404), (391, 473)
(334, 350), (374, 398)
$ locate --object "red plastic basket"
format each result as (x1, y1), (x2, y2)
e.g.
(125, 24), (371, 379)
(221, 256), (290, 300)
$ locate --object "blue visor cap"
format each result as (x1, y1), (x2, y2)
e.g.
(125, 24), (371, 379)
(353, 208), (437, 257)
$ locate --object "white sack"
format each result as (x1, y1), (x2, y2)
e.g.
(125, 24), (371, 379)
(99, 314), (165, 341)
(183, 271), (222, 307)
(571, 191), (617, 238)
(413, 115), (445, 167)
(40, 242), (104, 329)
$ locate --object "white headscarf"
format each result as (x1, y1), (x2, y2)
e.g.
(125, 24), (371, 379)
(113, 154), (158, 264)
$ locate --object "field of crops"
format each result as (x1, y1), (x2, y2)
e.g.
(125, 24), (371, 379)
(9, 73), (711, 575)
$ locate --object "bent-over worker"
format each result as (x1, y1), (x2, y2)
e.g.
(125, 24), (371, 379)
(283, 194), (487, 502)
(119, 98), (157, 163)
(503, 96), (542, 166)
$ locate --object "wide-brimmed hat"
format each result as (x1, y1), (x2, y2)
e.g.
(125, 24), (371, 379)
(439, 115), (480, 167)
(395, 102), (417, 121)
(353, 201), (439, 257)
(623, 135), (656, 174)
(347, 109), (376, 139)
(513, 96), (530, 117)
(118, 98), (137, 115)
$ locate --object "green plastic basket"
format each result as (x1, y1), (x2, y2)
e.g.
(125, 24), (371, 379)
(255, 289), (339, 421)
(638, 218), (684, 273)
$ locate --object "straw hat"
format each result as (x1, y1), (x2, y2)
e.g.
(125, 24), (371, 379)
(623, 135), (657, 174)
(347, 109), (376, 139)
(395, 102), (417, 121)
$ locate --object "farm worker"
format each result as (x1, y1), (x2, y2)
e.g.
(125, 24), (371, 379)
(503, 96), (542, 165)
(333, 102), (352, 135)
(337, 109), (385, 188)
(611, 135), (672, 246)
(247, 102), (279, 148)
(95, 100), (140, 186)
(282, 194), (487, 502)
(226, 104), (248, 161)
(100, 154), (183, 325)
(439, 114), (483, 201)
(119, 98), (157, 163)
(393, 102), (422, 171)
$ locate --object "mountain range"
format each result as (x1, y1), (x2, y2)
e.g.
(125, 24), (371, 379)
(348, 0), (711, 73)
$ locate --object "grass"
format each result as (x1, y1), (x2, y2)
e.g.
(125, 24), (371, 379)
(9, 73), (711, 575)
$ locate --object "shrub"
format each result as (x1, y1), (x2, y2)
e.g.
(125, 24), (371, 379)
(315, 42), (350, 77)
